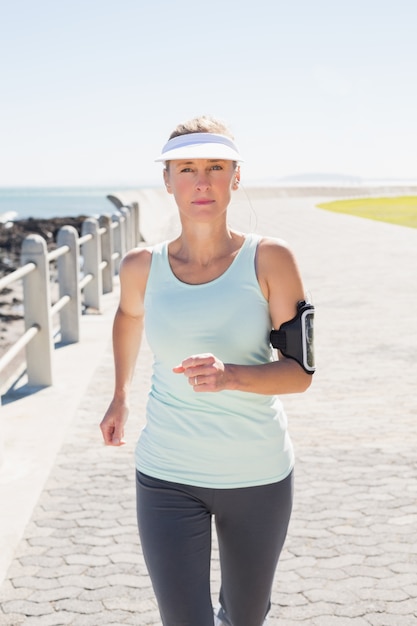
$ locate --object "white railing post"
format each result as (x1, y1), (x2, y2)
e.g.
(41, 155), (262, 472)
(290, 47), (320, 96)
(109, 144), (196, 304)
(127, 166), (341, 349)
(57, 225), (81, 343)
(81, 217), (102, 311)
(131, 202), (138, 245)
(120, 207), (133, 251)
(21, 235), (54, 386)
(99, 214), (114, 293)
(112, 212), (126, 272)
(132, 201), (144, 244)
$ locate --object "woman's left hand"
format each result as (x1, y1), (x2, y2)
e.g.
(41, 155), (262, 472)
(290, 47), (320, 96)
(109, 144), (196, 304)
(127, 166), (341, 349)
(173, 353), (229, 392)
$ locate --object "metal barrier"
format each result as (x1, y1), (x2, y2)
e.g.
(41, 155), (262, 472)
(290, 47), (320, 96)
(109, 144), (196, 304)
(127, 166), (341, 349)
(0, 203), (142, 388)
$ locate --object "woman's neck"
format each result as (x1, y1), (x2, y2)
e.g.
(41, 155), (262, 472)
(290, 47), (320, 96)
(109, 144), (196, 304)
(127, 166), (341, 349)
(167, 226), (245, 284)
(172, 225), (241, 266)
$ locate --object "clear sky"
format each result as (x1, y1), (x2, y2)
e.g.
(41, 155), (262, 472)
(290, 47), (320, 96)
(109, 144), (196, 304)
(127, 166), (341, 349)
(1, 0), (416, 186)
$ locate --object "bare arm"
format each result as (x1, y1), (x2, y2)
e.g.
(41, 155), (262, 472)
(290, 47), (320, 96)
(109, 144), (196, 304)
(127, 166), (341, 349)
(100, 247), (151, 445)
(173, 238), (312, 395)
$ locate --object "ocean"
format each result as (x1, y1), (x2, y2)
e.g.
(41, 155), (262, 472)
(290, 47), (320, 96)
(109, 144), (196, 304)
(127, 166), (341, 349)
(0, 187), (141, 221)
(2, 181), (417, 223)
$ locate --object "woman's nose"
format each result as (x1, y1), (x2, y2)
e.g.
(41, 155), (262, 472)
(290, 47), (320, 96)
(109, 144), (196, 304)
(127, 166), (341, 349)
(195, 172), (210, 189)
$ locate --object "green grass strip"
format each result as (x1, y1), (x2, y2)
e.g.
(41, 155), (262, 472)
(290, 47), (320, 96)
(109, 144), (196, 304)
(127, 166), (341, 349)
(317, 196), (417, 229)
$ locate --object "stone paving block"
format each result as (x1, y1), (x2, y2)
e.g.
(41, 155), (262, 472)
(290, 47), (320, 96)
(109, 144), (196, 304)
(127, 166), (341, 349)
(104, 573), (146, 589)
(53, 598), (104, 614)
(28, 584), (82, 603)
(312, 617), (370, 626)
(88, 542), (140, 557)
(0, 612), (25, 626)
(27, 536), (71, 550)
(273, 591), (308, 608)
(333, 601), (386, 619)
(375, 572), (417, 591)
(303, 586), (358, 605)
(24, 613), (87, 626)
(34, 519), (76, 530)
(70, 533), (114, 548)
(273, 600), (335, 622)
(108, 552), (142, 565)
(95, 526), (138, 540)
(21, 523), (53, 539)
(268, 622), (304, 626)
(44, 547), (82, 559)
(103, 595), (157, 612)
(367, 614), (417, 626)
(113, 533), (140, 545)
(34, 565), (86, 579)
(1, 599), (54, 616)
(12, 576), (60, 591)
(383, 597), (417, 616)
(404, 584), (417, 597)
(63, 554), (110, 567)
(78, 584), (132, 602)
(83, 563), (128, 578)
(18, 556), (64, 569)
(56, 574), (108, 590)
(3, 562), (39, 580)
(342, 565), (393, 580)
(57, 609), (134, 625)
(0, 580), (30, 603)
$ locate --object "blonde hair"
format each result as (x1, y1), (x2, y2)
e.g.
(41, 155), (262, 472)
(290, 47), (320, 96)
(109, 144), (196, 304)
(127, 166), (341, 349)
(168, 115), (234, 140)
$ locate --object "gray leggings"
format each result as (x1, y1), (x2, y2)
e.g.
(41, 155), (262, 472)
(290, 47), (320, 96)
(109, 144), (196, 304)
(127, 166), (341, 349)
(136, 470), (294, 626)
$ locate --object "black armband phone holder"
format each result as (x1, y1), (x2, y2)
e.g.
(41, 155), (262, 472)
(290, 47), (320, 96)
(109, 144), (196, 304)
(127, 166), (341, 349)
(270, 300), (315, 374)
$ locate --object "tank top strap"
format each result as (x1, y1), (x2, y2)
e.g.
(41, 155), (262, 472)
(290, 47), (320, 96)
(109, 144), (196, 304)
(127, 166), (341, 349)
(240, 232), (262, 257)
(147, 240), (170, 282)
(226, 232), (262, 283)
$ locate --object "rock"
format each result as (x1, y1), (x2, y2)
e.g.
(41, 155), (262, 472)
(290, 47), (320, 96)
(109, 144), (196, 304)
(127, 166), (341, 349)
(0, 216), (87, 276)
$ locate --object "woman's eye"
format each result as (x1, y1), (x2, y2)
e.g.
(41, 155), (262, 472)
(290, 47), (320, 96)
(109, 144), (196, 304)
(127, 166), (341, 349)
(211, 164), (222, 170)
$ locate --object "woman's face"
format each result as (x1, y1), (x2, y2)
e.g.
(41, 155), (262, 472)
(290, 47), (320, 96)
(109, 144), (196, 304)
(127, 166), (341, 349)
(163, 158), (239, 222)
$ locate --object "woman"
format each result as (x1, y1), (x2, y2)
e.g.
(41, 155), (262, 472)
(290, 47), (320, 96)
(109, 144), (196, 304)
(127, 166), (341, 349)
(100, 116), (314, 626)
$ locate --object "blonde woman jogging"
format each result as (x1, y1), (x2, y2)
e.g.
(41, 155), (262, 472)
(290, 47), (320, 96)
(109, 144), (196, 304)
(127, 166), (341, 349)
(100, 116), (315, 626)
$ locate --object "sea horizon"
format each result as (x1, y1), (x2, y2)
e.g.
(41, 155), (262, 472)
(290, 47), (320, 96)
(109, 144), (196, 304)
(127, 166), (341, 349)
(1, 178), (417, 221)
(0, 186), (146, 221)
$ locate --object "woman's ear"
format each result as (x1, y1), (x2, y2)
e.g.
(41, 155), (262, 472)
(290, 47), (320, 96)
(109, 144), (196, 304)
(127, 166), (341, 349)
(232, 166), (241, 190)
(163, 168), (172, 194)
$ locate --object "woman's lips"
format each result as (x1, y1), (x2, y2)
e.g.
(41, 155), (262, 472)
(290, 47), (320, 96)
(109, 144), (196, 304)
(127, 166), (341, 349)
(192, 199), (214, 205)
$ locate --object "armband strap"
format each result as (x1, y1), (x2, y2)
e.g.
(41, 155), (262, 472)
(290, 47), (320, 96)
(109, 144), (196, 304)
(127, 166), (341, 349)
(270, 300), (315, 374)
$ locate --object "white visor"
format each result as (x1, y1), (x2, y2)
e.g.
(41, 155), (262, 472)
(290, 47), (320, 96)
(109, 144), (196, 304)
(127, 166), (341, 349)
(155, 133), (243, 162)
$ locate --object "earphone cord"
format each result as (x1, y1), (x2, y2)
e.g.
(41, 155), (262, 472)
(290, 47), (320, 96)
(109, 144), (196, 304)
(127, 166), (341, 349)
(240, 183), (259, 233)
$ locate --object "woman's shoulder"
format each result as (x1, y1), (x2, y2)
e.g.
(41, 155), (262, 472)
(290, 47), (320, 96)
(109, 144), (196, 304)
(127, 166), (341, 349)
(256, 235), (301, 287)
(256, 235), (295, 264)
(121, 245), (153, 270)
(118, 245), (154, 294)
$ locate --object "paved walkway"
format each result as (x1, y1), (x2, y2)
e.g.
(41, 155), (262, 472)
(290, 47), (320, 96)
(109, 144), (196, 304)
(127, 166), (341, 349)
(0, 188), (416, 625)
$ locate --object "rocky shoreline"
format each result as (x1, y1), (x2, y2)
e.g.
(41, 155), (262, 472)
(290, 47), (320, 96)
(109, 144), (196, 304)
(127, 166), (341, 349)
(0, 216), (87, 387)
(0, 216), (87, 276)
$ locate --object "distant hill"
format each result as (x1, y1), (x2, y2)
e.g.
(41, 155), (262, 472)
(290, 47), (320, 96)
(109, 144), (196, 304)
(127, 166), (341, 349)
(278, 173), (363, 185)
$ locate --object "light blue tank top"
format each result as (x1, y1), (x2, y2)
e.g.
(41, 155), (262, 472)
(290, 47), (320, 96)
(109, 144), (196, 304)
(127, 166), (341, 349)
(135, 233), (294, 488)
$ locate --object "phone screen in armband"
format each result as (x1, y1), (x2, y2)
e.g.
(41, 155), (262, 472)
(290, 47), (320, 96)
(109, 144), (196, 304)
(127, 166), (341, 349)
(301, 307), (315, 373)
(270, 300), (315, 374)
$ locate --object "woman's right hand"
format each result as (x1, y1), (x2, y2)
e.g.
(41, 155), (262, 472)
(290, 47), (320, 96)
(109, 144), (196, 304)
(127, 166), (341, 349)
(100, 398), (129, 446)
